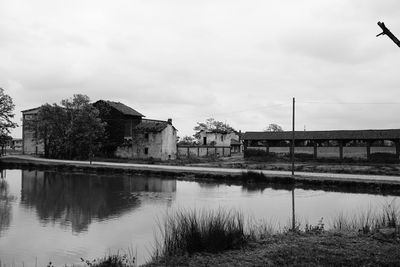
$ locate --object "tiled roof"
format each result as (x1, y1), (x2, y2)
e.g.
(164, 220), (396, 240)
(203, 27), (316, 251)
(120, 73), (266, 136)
(101, 100), (144, 117)
(243, 129), (400, 141)
(134, 119), (172, 132)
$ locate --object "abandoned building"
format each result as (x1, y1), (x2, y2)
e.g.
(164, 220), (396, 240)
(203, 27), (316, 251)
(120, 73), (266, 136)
(21, 100), (178, 160)
(243, 129), (400, 160)
(198, 130), (242, 153)
(94, 100), (177, 160)
(21, 107), (44, 155)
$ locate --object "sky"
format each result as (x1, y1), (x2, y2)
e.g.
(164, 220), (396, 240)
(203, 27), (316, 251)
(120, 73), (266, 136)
(1, 0), (400, 138)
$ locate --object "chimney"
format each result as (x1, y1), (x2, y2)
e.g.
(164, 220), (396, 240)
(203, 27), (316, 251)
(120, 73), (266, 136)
(167, 118), (172, 125)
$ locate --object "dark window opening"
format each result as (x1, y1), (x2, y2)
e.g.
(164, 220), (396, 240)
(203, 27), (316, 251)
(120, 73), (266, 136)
(203, 137), (207, 145)
(145, 133), (149, 140)
(144, 147), (149, 155)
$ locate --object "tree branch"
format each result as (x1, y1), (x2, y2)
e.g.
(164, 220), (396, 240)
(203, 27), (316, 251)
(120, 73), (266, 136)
(377, 21), (400, 48)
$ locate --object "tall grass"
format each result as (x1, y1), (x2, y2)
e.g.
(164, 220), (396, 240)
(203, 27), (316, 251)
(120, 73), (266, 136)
(153, 209), (247, 260)
(330, 203), (400, 234)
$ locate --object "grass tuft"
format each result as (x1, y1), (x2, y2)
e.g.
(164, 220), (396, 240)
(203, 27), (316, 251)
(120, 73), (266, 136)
(153, 209), (247, 260)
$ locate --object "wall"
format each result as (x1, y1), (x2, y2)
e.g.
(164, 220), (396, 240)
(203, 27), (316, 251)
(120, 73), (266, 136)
(177, 146), (231, 158)
(115, 125), (177, 161)
(246, 146), (397, 159)
(160, 124), (177, 160)
(22, 112), (44, 155)
(199, 131), (238, 146)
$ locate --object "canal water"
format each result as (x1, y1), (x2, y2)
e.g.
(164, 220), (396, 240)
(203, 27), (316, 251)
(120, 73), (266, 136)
(0, 169), (398, 266)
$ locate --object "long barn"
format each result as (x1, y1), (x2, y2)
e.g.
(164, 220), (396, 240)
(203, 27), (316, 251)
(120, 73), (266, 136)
(243, 129), (400, 160)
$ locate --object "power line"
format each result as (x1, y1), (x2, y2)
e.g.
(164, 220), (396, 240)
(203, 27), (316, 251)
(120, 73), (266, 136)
(299, 101), (400, 105)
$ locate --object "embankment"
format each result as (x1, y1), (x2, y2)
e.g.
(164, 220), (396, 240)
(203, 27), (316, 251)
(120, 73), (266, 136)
(2, 155), (400, 195)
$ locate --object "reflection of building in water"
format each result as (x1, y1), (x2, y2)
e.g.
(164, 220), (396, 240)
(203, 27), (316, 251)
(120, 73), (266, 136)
(21, 170), (176, 233)
(0, 171), (14, 236)
(122, 177), (176, 193)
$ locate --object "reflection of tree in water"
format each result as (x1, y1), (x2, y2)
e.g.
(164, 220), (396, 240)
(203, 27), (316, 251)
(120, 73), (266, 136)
(20, 170), (176, 233)
(0, 171), (16, 237)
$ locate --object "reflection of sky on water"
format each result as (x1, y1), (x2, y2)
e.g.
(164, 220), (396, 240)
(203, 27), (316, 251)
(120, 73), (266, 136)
(0, 169), (398, 266)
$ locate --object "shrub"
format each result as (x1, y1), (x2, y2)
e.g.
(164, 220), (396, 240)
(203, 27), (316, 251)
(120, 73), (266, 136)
(244, 149), (279, 161)
(369, 152), (399, 163)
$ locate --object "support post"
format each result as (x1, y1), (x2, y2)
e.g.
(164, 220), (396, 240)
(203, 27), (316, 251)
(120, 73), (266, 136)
(339, 140), (343, 161)
(206, 147), (209, 156)
(366, 141), (371, 161)
(187, 147), (189, 158)
(313, 142), (318, 159)
(197, 146), (200, 156)
(396, 140), (400, 159)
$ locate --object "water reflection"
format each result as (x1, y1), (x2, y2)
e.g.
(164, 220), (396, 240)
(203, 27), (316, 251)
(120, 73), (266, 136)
(0, 170), (15, 236)
(20, 170), (176, 233)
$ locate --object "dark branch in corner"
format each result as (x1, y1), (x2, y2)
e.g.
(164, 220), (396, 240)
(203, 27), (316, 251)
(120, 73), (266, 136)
(377, 21), (400, 48)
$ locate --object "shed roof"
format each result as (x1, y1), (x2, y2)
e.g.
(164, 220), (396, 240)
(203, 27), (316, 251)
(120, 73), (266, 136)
(243, 129), (400, 141)
(97, 100), (144, 117)
(134, 119), (176, 132)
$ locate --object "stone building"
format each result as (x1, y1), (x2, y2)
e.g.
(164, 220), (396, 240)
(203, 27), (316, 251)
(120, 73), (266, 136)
(115, 119), (177, 160)
(21, 100), (178, 160)
(198, 130), (242, 153)
(94, 100), (177, 161)
(21, 107), (44, 155)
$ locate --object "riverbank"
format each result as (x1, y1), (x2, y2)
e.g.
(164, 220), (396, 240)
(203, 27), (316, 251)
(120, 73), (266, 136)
(145, 231), (400, 266)
(2, 155), (400, 190)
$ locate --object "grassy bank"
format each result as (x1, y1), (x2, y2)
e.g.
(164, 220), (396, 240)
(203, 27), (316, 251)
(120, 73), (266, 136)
(63, 205), (400, 266)
(145, 206), (400, 266)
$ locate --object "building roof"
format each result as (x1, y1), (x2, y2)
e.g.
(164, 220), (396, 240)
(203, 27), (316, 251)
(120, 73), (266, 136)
(243, 129), (400, 141)
(97, 100), (144, 117)
(21, 107), (41, 114)
(134, 119), (176, 132)
(230, 139), (241, 145)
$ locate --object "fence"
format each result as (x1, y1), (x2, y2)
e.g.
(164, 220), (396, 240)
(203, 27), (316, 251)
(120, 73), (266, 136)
(177, 145), (231, 158)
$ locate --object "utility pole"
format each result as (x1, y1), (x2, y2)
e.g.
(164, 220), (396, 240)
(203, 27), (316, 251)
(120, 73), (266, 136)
(291, 97), (295, 175)
(291, 97), (296, 231)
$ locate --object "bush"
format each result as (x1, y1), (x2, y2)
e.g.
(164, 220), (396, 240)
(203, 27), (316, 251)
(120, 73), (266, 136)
(369, 152), (399, 163)
(244, 149), (279, 161)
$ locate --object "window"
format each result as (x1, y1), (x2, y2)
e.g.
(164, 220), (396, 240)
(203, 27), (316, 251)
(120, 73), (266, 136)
(203, 137), (207, 145)
(221, 135), (224, 142)
(145, 133), (149, 140)
(144, 147), (149, 155)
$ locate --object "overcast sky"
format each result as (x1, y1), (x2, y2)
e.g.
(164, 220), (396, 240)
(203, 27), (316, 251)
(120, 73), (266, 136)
(1, 0), (400, 138)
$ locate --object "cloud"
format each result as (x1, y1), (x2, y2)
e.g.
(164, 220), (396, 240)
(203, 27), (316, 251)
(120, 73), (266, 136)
(1, 0), (400, 138)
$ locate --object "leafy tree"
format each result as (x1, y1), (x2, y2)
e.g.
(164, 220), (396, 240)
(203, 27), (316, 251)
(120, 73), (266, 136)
(0, 88), (17, 150)
(193, 118), (236, 139)
(94, 101), (126, 157)
(177, 135), (197, 145)
(265, 123), (283, 132)
(34, 95), (105, 159)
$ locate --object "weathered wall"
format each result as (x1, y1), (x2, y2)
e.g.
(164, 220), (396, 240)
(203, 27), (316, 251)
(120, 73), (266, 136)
(160, 124), (177, 160)
(199, 131), (238, 146)
(177, 146), (231, 158)
(23, 127), (44, 155)
(115, 125), (177, 161)
(246, 146), (397, 159)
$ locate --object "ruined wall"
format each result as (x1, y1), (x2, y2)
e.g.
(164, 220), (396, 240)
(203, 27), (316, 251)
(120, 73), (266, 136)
(115, 125), (177, 161)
